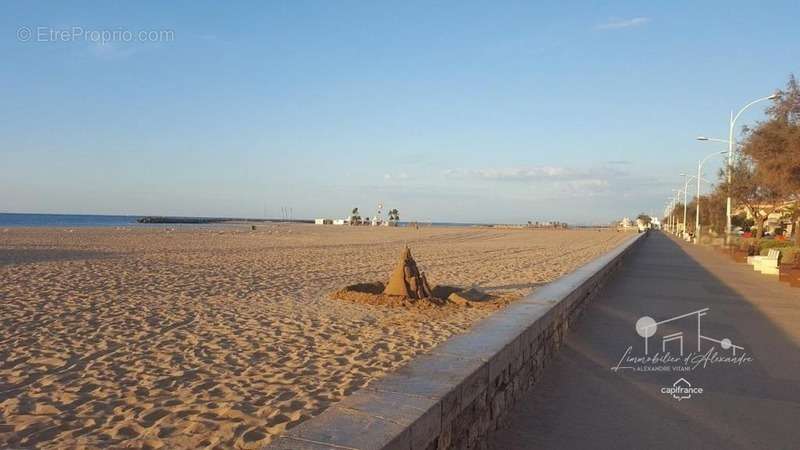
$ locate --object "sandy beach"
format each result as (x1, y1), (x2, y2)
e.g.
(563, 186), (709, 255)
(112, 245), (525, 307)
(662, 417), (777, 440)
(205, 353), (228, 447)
(0, 224), (629, 449)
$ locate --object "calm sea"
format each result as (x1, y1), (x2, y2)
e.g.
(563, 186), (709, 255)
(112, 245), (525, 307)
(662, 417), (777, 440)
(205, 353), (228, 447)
(0, 213), (140, 228)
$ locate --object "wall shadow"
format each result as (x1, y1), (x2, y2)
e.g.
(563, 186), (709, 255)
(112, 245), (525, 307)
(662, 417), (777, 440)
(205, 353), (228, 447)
(488, 231), (800, 450)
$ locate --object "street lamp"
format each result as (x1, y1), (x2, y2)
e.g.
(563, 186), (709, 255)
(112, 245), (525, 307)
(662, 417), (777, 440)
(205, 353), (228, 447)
(664, 199), (673, 232)
(716, 93), (780, 243)
(680, 174), (691, 238)
(696, 137), (730, 144)
(674, 191), (683, 235)
(671, 189), (682, 235)
(666, 199), (672, 232)
(694, 150), (728, 242)
(665, 198), (674, 232)
(678, 174), (711, 240)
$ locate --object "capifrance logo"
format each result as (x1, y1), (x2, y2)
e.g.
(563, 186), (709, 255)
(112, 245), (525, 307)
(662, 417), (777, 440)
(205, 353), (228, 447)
(661, 378), (703, 401)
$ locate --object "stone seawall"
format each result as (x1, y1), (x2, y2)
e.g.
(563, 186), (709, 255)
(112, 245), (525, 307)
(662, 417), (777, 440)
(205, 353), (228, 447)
(268, 232), (646, 450)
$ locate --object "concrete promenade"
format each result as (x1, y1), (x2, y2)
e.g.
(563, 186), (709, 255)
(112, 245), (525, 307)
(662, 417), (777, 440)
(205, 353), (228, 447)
(489, 231), (800, 449)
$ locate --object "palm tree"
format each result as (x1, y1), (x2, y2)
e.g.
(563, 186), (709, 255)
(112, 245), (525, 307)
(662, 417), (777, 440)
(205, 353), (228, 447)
(350, 207), (361, 225)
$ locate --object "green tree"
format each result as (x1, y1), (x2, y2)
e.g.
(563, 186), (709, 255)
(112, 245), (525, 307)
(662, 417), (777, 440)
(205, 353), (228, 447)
(350, 207), (361, 224)
(703, 190), (728, 235)
(741, 74), (800, 242)
(717, 156), (782, 240)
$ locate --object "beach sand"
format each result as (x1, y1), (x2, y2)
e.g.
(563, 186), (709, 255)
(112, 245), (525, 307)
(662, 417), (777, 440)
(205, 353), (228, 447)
(0, 224), (629, 448)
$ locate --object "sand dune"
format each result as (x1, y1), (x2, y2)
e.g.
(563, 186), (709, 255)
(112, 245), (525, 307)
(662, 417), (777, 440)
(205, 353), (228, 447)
(0, 224), (628, 448)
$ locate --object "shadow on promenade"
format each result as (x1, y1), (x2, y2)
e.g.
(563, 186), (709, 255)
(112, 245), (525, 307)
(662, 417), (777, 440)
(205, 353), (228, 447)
(489, 231), (800, 450)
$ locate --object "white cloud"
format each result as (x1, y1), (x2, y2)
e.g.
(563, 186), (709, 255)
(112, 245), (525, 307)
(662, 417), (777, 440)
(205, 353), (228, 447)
(596, 17), (651, 30)
(443, 166), (571, 181)
(383, 172), (409, 181)
(558, 179), (610, 196)
(88, 42), (138, 59)
(442, 165), (621, 198)
(440, 162), (666, 198)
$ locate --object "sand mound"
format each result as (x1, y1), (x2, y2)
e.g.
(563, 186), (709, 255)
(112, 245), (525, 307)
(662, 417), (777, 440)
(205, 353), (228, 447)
(330, 282), (509, 309)
(330, 281), (448, 308)
(383, 246), (432, 298)
(330, 246), (442, 307)
(330, 246), (514, 309)
(446, 287), (491, 305)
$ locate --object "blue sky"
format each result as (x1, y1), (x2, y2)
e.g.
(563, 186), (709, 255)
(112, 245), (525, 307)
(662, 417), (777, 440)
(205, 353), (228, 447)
(1, 1), (798, 224)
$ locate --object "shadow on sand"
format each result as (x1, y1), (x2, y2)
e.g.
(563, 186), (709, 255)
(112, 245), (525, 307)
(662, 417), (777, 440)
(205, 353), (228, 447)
(0, 248), (111, 266)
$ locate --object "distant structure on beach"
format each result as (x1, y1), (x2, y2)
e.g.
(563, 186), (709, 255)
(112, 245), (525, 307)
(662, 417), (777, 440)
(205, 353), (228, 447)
(526, 221), (568, 229)
(386, 208), (400, 226)
(316, 205), (400, 227)
(375, 202), (383, 226)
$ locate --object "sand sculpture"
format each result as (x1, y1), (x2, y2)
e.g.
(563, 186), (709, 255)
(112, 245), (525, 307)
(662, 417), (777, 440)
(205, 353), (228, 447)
(383, 246), (432, 298)
(330, 245), (501, 308)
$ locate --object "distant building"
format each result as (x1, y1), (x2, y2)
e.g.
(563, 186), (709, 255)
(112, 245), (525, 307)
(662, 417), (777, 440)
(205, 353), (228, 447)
(526, 221), (568, 229)
(314, 218), (333, 225)
(733, 200), (798, 236)
(650, 217), (661, 230)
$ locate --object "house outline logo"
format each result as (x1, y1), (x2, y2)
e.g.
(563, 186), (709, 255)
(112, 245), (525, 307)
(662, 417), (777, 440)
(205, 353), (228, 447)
(635, 308), (743, 356)
(660, 377), (703, 401)
(611, 307), (754, 373)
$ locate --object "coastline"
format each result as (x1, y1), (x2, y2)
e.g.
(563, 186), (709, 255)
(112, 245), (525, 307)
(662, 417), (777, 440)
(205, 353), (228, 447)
(0, 213), (614, 229)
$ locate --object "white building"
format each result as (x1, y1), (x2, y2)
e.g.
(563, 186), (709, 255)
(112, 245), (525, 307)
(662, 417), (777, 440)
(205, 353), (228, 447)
(650, 217), (661, 230)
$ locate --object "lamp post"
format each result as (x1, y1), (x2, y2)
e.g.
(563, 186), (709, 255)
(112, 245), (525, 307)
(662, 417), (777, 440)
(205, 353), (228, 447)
(671, 189), (682, 235)
(699, 92), (779, 244)
(669, 201), (674, 232)
(667, 200), (672, 232)
(664, 200), (672, 232)
(694, 150), (728, 243)
(680, 174), (691, 239)
(679, 174), (710, 240)
(669, 200), (674, 233)
(696, 137), (731, 144)
(672, 195), (679, 234)
(666, 198), (674, 233)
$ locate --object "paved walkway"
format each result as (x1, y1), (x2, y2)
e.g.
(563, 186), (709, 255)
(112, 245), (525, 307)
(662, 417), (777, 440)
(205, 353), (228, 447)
(489, 232), (800, 450)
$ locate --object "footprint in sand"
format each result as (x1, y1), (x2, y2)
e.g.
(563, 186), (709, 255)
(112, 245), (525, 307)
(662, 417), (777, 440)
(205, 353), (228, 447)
(139, 408), (170, 428)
